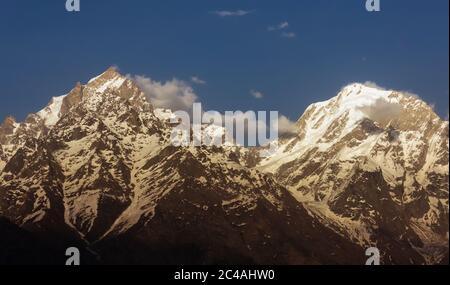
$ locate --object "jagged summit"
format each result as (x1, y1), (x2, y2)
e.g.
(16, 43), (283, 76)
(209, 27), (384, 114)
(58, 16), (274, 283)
(294, 82), (443, 137)
(87, 66), (122, 85)
(47, 68), (149, 123)
(0, 67), (151, 171)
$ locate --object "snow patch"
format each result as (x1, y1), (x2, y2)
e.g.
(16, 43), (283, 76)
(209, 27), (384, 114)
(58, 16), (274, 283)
(37, 95), (66, 126)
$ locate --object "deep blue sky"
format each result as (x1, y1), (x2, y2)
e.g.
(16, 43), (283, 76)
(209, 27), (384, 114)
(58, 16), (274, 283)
(0, 0), (448, 121)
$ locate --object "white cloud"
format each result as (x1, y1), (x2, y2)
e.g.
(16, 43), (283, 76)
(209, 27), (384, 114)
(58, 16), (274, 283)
(276, 115), (297, 135)
(357, 97), (403, 124)
(130, 73), (297, 143)
(268, 22), (296, 39)
(281, 32), (296, 38)
(130, 75), (198, 112)
(250, 89), (264, 99)
(359, 81), (447, 121)
(222, 112), (297, 145)
(363, 81), (386, 90)
(362, 81), (422, 100)
(279, 22), (289, 29)
(211, 10), (252, 17)
(191, 76), (206, 85)
(268, 21), (289, 31)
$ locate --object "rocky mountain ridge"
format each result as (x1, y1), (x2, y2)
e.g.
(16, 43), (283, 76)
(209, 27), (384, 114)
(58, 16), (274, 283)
(0, 69), (447, 264)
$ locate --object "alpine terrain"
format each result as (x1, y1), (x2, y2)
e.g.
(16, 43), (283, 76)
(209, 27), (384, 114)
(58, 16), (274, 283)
(0, 68), (448, 265)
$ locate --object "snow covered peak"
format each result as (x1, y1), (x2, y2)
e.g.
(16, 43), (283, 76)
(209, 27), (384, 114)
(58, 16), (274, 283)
(323, 82), (395, 110)
(297, 82), (442, 137)
(295, 83), (398, 138)
(37, 95), (67, 127)
(306, 84), (384, 113)
(342, 82), (389, 93)
(78, 67), (154, 114)
(338, 83), (435, 114)
(88, 66), (120, 83)
(86, 67), (127, 94)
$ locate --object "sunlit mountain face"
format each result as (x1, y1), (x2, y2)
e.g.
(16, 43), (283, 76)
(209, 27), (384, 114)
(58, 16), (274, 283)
(0, 68), (447, 265)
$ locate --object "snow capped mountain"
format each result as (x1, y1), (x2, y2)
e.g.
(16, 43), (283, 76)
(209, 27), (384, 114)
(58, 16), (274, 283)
(258, 82), (449, 264)
(0, 68), (368, 265)
(0, 71), (447, 265)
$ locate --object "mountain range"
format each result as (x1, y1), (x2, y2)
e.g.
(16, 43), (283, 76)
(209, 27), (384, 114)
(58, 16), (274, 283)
(0, 67), (448, 265)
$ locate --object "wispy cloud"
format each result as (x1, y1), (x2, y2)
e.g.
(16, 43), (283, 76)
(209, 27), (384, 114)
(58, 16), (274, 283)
(268, 21), (289, 31)
(268, 21), (296, 39)
(191, 76), (206, 85)
(362, 81), (421, 100)
(211, 10), (253, 17)
(250, 89), (264, 99)
(281, 32), (296, 39)
(363, 81), (386, 90)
